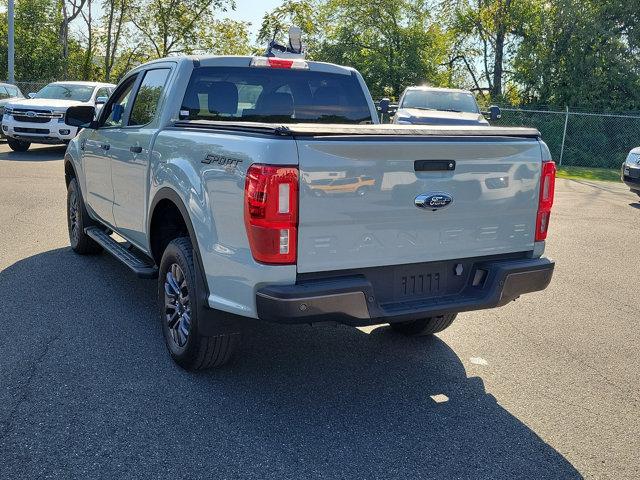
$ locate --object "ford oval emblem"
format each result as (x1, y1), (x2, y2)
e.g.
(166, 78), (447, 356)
(415, 193), (453, 211)
(26, 111), (36, 117)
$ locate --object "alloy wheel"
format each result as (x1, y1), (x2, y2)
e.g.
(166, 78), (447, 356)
(164, 263), (192, 348)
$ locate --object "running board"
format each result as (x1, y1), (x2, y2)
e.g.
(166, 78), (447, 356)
(85, 227), (158, 279)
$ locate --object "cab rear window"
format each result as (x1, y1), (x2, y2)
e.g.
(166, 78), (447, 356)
(181, 66), (373, 124)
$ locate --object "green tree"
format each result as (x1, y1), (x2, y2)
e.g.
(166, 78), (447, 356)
(0, 0), (66, 82)
(446, 0), (538, 101)
(129, 0), (237, 57)
(513, 0), (640, 110)
(313, 0), (452, 98)
(257, 0), (318, 49)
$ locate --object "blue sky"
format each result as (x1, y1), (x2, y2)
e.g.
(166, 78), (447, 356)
(226, 0), (284, 39)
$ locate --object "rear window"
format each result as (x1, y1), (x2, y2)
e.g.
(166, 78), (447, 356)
(181, 66), (373, 124)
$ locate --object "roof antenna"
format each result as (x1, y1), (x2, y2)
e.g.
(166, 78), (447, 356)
(265, 26), (306, 58)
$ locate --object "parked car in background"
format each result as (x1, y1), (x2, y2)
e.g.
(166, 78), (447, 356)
(621, 147), (640, 197)
(1, 81), (115, 151)
(0, 82), (25, 138)
(391, 86), (501, 126)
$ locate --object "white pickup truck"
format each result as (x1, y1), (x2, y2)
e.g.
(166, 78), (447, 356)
(62, 54), (556, 370)
(2, 81), (115, 151)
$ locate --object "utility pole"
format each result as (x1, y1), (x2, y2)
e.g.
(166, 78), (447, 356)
(8, 0), (15, 84)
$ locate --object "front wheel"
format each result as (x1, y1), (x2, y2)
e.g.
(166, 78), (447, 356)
(159, 237), (239, 370)
(390, 314), (457, 336)
(7, 137), (30, 152)
(67, 178), (102, 254)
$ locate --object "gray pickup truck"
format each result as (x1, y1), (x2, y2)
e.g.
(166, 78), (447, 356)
(63, 55), (556, 370)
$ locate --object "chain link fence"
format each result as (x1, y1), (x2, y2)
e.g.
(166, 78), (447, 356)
(495, 107), (640, 169)
(0, 81), (48, 96)
(13, 81), (48, 96)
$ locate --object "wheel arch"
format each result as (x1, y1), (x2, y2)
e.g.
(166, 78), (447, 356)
(64, 154), (77, 187)
(148, 187), (210, 302)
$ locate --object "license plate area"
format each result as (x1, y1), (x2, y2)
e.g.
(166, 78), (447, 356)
(394, 265), (446, 301)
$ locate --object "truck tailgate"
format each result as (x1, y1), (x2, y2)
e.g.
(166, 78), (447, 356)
(296, 136), (542, 273)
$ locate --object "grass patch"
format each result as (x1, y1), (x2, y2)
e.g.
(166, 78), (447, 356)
(556, 166), (621, 182)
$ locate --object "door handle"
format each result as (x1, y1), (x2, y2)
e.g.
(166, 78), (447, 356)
(129, 146), (143, 154)
(414, 160), (456, 172)
(101, 144), (110, 151)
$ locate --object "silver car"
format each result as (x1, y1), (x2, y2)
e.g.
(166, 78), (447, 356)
(393, 86), (501, 126)
(622, 147), (640, 197)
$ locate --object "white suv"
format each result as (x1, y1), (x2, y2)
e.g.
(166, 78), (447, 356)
(2, 81), (115, 151)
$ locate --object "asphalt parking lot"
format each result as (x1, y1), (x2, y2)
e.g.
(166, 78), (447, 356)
(0, 143), (638, 479)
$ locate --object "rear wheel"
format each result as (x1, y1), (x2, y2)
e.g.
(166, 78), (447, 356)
(390, 314), (457, 336)
(7, 138), (30, 152)
(159, 237), (239, 370)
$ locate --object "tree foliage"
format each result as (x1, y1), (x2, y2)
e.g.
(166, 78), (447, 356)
(312, 0), (453, 98)
(1, 0), (640, 112)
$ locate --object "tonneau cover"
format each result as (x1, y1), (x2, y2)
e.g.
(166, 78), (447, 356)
(174, 120), (541, 138)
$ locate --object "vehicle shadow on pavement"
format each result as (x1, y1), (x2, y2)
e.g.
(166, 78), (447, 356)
(0, 248), (583, 480)
(0, 143), (66, 161)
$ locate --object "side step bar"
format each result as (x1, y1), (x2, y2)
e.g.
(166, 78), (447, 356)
(85, 227), (158, 279)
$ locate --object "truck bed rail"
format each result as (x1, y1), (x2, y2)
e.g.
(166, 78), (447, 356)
(172, 120), (541, 139)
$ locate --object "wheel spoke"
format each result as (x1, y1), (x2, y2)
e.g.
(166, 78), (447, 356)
(163, 262), (192, 349)
(165, 272), (180, 298)
(176, 321), (187, 346)
(166, 309), (179, 328)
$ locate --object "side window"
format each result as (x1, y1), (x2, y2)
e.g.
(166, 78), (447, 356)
(0, 87), (9, 100)
(101, 75), (138, 128)
(128, 69), (170, 127)
(95, 87), (110, 99)
(7, 86), (20, 97)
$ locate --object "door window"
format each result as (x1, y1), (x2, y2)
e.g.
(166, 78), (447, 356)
(100, 75), (138, 128)
(0, 87), (9, 100)
(128, 69), (170, 127)
(95, 87), (111, 100)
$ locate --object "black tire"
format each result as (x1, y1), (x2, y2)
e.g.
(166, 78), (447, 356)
(390, 314), (457, 336)
(159, 237), (239, 370)
(67, 177), (103, 254)
(7, 137), (30, 152)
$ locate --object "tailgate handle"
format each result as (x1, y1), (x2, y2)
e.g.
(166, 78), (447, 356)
(414, 160), (456, 172)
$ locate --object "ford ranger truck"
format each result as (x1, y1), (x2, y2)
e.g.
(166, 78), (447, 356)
(62, 55), (556, 370)
(2, 81), (115, 152)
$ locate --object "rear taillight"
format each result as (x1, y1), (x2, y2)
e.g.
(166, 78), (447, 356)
(535, 160), (556, 241)
(244, 164), (299, 264)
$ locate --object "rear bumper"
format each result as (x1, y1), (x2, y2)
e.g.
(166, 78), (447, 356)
(256, 257), (555, 326)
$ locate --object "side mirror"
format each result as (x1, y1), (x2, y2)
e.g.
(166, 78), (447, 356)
(379, 97), (390, 115)
(95, 96), (108, 105)
(65, 105), (97, 128)
(489, 105), (502, 121)
(28, 93), (36, 99)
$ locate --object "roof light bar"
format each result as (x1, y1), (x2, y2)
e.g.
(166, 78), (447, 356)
(250, 56), (309, 70)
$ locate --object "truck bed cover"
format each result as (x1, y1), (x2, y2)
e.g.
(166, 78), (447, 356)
(174, 120), (541, 139)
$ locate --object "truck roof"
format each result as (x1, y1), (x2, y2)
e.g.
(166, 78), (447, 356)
(49, 81), (116, 88)
(135, 55), (357, 76)
(404, 86), (474, 95)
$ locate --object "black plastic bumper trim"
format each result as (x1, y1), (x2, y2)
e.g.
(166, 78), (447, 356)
(256, 257), (555, 326)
